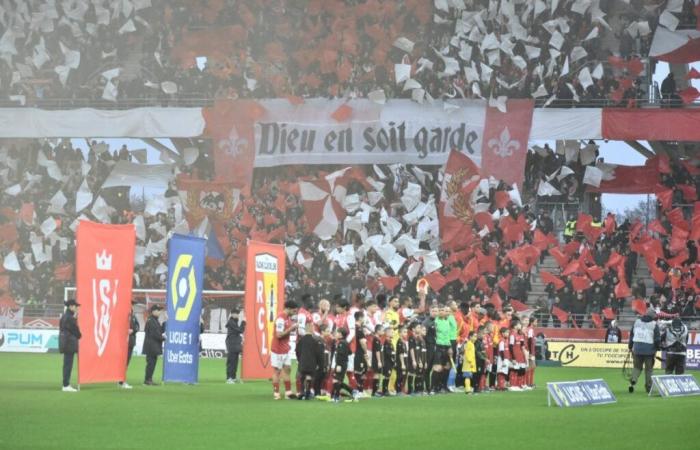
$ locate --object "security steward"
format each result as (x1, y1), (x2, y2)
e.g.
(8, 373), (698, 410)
(628, 309), (660, 393)
(59, 299), (81, 392)
(143, 304), (165, 385)
(563, 215), (577, 243)
(663, 318), (688, 375)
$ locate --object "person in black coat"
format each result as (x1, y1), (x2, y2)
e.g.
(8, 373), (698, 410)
(142, 304), (165, 385)
(295, 322), (324, 399)
(225, 309), (246, 383)
(59, 300), (81, 392)
(119, 303), (139, 389)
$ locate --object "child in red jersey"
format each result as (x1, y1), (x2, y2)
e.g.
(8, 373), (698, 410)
(496, 327), (511, 391)
(508, 320), (527, 391)
(524, 316), (537, 389)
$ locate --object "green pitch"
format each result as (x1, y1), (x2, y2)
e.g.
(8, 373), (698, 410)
(1, 354), (698, 450)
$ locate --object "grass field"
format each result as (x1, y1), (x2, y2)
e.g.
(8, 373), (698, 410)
(1, 354), (699, 450)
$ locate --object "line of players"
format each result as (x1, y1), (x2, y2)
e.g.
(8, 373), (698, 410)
(270, 294), (538, 402)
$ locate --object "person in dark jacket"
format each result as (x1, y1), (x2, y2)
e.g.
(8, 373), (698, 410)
(332, 328), (353, 402)
(605, 320), (622, 343)
(59, 300), (81, 392)
(628, 310), (661, 393)
(119, 303), (139, 389)
(296, 322), (323, 399)
(142, 304), (165, 385)
(225, 309), (246, 383)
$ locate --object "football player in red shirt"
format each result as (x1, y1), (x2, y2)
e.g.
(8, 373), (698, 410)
(271, 300), (298, 400)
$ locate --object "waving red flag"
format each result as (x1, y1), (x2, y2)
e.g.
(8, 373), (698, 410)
(655, 186), (673, 211)
(498, 274), (512, 295)
(494, 190), (511, 209)
(562, 260), (582, 276)
(380, 276), (401, 291)
(540, 271), (565, 290)
(425, 272), (447, 292)
(549, 247), (570, 268)
(602, 307), (616, 320)
(614, 279), (632, 298)
(631, 299), (647, 316)
(476, 251), (497, 274)
(551, 306), (569, 324)
(591, 313), (603, 329)
(606, 252), (624, 269)
(571, 275), (590, 292)
(490, 291), (503, 311)
(510, 299), (530, 312)
(586, 265), (605, 282)
(439, 150), (480, 248)
(647, 219), (667, 235)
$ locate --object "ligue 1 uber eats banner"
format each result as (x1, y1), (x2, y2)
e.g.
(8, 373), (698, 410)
(163, 234), (206, 384)
(76, 221), (135, 384)
(243, 241), (286, 380)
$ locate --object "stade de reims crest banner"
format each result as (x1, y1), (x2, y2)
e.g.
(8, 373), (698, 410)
(163, 234), (206, 384)
(76, 221), (135, 384)
(243, 240), (286, 379)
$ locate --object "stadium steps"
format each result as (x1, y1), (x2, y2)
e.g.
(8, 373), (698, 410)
(119, 41), (146, 81)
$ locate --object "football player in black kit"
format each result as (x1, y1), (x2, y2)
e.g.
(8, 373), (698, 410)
(371, 324), (384, 397)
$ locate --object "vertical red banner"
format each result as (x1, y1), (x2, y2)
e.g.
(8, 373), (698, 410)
(76, 221), (135, 384)
(242, 240), (286, 379)
(202, 99), (263, 194)
(480, 99), (535, 187)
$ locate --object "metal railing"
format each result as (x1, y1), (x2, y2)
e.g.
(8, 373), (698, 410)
(0, 96), (697, 110)
(532, 311), (700, 329)
(0, 97), (216, 109)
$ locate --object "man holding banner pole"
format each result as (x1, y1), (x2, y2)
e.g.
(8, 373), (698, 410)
(118, 303), (139, 389)
(143, 305), (165, 385)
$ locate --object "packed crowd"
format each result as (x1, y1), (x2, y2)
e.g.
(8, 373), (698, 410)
(2, 137), (700, 328)
(269, 294), (539, 401)
(0, 138), (201, 310)
(1, 0), (691, 107)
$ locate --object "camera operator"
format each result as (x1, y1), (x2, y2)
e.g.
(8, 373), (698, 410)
(225, 309), (246, 384)
(628, 310), (661, 394)
(661, 318), (688, 375)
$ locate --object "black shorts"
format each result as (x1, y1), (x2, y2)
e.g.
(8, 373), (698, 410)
(435, 345), (451, 366)
(333, 365), (347, 382)
(371, 355), (382, 372)
(382, 363), (393, 377)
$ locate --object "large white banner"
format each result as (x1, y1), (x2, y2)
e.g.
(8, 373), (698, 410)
(0, 107), (205, 138)
(253, 99), (487, 167)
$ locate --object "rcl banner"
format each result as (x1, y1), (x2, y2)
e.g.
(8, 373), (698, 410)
(163, 234), (206, 384)
(76, 221), (135, 384)
(547, 379), (617, 407)
(243, 241), (286, 379)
